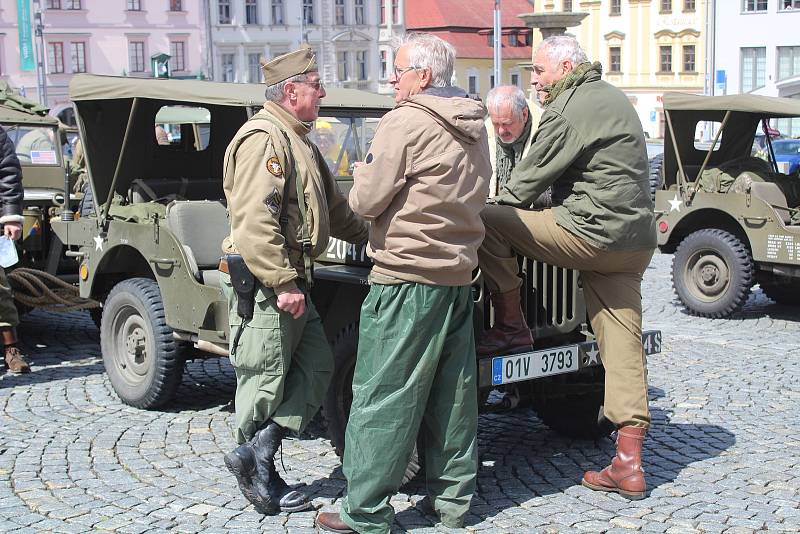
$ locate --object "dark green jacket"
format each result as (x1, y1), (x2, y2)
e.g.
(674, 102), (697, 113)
(495, 71), (656, 251)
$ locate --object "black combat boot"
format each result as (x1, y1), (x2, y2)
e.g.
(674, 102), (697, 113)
(224, 435), (278, 515)
(251, 421), (312, 513)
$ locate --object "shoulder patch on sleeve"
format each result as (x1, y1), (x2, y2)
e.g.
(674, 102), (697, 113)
(264, 186), (282, 215)
(266, 156), (283, 176)
(365, 153), (374, 164)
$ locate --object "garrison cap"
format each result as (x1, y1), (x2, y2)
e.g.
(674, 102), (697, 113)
(260, 45), (318, 86)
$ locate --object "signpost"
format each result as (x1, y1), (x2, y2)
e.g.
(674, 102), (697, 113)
(493, 0), (502, 89)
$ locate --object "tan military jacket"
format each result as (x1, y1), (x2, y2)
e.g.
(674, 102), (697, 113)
(222, 101), (367, 293)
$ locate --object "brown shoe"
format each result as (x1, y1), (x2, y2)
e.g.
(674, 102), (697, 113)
(4, 346), (30, 374)
(476, 287), (534, 357)
(315, 512), (355, 533)
(582, 426), (647, 499)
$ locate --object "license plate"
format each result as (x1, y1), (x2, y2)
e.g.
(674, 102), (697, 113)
(491, 345), (579, 386)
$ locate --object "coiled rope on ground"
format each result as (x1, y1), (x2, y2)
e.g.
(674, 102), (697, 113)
(7, 268), (100, 312)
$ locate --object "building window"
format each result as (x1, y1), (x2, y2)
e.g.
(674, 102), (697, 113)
(564, 0), (573, 11)
(65, 0), (81, 8)
(170, 41), (185, 71)
(660, 0), (672, 13)
(70, 42), (86, 73)
(511, 73), (520, 87)
(248, 53), (261, 82)
(684, 0), (695, 11)
(682, 45), (696, 72)
(303, 0), (314, 24)
(356, 50), (367, 80)
(777, 46), (800, 80)
(46, 0), (61, 8)
(354, 0), (365, 24)
(743, 0), (768, 11)
(47, 42), (64, 73)
(169, 0), (182, 10)
(335, 0), (345, 25)
(222, 53), (235, 82)
(379, 50), (388, 79)
(741, 47), (766, 92)
(392, 0), (399, 23)
(781, 0), (800, 9)
(609, 46), (621, 73)
(337, 51), (350, 81)
(468, 74), (478, 96)
(129, 41), (145, 72)
(127, 0), (141, 10)
(610, 0), (621, 15)
(659, 46), (672, 72)
(271, 0), (284, 24)
(218, 0), (231, 23)
(380, 0), (386, 24)
(490, 74), (495, 89)
(246, 0), (258, 24)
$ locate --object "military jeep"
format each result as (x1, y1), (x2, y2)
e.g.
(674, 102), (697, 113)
(52, 75), (660, 453)
(654, 93), (800, 317)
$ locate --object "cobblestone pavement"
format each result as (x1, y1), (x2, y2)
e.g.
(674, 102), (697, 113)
(0, 253), (798, 533)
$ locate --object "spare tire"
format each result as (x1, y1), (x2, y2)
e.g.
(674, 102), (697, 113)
(648, 153), (664, 201)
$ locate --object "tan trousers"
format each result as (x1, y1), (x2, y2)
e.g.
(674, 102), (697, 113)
(478, 205), (653, 428)
(0, 267), (19, 328)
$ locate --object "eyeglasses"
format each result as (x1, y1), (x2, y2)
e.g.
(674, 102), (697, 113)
(393, 64), (420, 80)
(296, 79), (324, 91)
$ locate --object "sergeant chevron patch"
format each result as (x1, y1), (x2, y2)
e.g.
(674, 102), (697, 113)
(264, 186), (282, 215)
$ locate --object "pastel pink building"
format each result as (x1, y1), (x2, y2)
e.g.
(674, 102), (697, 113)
(0, 0), (208, 119)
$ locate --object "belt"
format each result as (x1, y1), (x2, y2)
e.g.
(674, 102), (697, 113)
(218, 257), (229, 274)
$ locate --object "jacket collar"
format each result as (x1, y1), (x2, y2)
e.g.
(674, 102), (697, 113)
(263, 101), (311, 136)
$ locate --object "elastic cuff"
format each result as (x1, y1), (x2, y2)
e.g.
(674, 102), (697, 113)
(273, 280), (298, 294)
(0, 215), (24, 224)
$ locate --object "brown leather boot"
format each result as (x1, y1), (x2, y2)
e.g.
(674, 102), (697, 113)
(315, 512), (355, 533)
(476, 288), (534, 357)
(582, 426), (647, 500)
(1, 327), (29, 374)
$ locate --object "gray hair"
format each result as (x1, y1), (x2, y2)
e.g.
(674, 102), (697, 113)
(264, 73), (312, 103)
(537, 35), (588, 66)
(486, 86), (528, 120)
(395, 33), (455, 88)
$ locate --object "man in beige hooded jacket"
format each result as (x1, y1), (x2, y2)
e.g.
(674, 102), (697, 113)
(317, 33), (491, 534)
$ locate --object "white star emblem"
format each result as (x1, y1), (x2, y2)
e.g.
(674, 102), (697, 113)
(586, 346), (600, 365)
(94, 235), (104, 251)
(668, 193), (682, 213)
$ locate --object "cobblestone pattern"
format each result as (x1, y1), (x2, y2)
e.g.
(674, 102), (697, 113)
(0, 253), (798, 533)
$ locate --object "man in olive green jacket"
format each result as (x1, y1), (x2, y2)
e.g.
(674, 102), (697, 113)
(477, 35), (656, 500)
(220, 46), (367, 516)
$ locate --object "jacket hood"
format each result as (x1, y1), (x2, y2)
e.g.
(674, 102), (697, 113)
(401, 87), (487, 144)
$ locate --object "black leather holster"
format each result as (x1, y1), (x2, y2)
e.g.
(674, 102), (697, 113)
(226, 254), (256, 320)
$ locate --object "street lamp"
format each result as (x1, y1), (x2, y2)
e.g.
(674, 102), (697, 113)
(32, 0), (48, 106)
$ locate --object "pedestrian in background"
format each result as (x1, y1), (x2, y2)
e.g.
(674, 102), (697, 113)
(477, 35), (656, 500)
(316, 32), (491, 534)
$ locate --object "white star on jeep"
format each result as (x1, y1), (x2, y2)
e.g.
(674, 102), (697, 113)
(586, 346), (600, 365)
(668, 194), (682, 213)
(94, 235), (104, 251)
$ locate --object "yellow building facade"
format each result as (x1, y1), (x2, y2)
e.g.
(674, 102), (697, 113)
(529, 0), (706, 138)
(454, 58), (532, 100)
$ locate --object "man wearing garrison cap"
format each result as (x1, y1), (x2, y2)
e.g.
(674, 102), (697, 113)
(220, 46), (368, 515)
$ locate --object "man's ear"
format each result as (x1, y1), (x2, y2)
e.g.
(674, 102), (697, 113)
(561, 59), (574, 75)
(419, 67), (433, 90)
(285, 82), (297, 102)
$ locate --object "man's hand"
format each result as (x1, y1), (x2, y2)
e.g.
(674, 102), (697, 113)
(277, 288), (306, 319)
(3, 222), (22, 241)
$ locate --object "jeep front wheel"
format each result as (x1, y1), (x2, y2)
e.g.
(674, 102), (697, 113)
(101, 278), (184, 408)
(672, 229), (754, 318)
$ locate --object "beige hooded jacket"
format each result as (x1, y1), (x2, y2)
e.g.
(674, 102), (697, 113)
(349, 87), (491, 286)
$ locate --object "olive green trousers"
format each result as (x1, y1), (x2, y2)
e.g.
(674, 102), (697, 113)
(340, 283), (478, 534)
(0, 267), (19, 328)
(221, 274), (333, 444)
(478, 205), (654, 429)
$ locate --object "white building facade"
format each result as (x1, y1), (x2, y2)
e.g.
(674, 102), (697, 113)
(377, 0), (404, 94)
(209, 0), (383, 92)
(713, 0), (800, 135)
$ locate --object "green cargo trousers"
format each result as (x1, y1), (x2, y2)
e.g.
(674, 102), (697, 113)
(478, 205), (653, 429)
(220, 274), (333, 444)
(0, 267), (19, 328)
(340, 283), (478, 534)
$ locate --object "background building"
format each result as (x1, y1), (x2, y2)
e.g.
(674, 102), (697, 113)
(378, 0), (405, 94)
(0, 0), (207, 116)
(406, 0), (534, 100)
(208, 0), (382, 92)
(528, 0), (706, 138)
(713, 0), (800, 136)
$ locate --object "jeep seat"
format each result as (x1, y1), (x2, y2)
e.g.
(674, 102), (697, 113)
(164, 200), (229, 287)
(130, 178), (223, 203)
